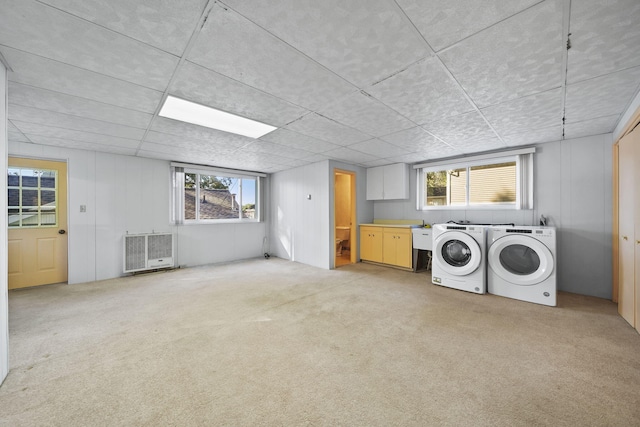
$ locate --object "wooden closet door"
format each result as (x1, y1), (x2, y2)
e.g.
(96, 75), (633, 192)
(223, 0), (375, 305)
(634, 127), (640, 332)
(618, 128), (637, 327)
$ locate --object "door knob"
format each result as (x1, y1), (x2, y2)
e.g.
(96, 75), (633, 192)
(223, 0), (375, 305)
(58, 230), (66, 234)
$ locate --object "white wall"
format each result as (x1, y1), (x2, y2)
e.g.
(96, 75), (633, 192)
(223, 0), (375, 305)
(372, 135), (614, 299)
(269, 159), (374, 269)
(270, 160), (330, 268)
(8, 142), (267, 283)
(1, 59), (9, 385)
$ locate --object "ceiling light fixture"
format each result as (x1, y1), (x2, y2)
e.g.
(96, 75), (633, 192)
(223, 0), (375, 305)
(158, 96), (277, 138)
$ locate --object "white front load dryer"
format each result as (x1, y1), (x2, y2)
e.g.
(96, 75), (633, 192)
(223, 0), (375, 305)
(431, 224), (486, 294)
(487, 226), (557, 306)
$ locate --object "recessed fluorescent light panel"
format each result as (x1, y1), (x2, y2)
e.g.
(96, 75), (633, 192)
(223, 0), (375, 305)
(159, 96), (277, 138)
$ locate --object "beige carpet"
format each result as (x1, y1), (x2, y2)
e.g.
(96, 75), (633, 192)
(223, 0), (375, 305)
(1, 258), (639, 426)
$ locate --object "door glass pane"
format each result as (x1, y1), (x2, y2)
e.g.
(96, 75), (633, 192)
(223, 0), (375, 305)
(22, 189), (38, 206)
(8, 168), (20, 186)
(8, 189), (19, 207)
(41, 190), (56, 205)
(499, 244), (540, 275)
(22, 206), (39, 226)
(469, 162), (516, 205)
(22, 170), (38, 187)
(8, 208), (20, 227)
(41, 208), (57, 226)
(442, 239), (472, 267)
(41, 171), (56, 188)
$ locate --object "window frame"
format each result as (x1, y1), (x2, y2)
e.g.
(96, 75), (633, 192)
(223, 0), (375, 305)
(171, 163), (264, 224)
(415, 149), (534, 211)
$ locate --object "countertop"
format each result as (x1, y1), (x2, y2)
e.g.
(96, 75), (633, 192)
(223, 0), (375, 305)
(359, 223), (422, 229)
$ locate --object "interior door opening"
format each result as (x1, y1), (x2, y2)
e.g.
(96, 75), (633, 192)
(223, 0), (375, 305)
(334, 169), (356, 268)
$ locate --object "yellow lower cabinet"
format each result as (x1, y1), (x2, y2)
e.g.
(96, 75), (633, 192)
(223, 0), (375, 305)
(383, 228), (412, 268)
(360, 226), (383, 263)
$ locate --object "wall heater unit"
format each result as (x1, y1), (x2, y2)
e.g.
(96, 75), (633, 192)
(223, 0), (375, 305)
(123, 233), (174, 273)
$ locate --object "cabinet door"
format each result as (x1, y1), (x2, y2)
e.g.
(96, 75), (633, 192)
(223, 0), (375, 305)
(361, 226), (382, 262)
(383, 163), (409, 200)
(395, 229), (413, 268)
(383, 229), (398, 265)
(366, 167), (384, 200)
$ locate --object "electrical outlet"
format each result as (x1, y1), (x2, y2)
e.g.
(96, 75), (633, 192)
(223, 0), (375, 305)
(80, 205), (86, 213)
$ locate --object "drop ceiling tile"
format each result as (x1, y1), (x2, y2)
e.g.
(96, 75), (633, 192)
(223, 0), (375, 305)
(230, 150), (293, 166)
(138, 142), (227, 158)
(0, 0), (179, 91)
(25, 135), (137, 156)
(567, 0), (640, 83)
(397, 0), (541, 51)
(384, 153), (425, 164)
(367, 57), (474, 124)
(482, 88), (563, 136)
(301, 153), (332, 164)
(9, 105), (146, 140)
(501, 125), (562, 147)
(348, 138), (410, 159)
(382, 127), (463, 159)
(564, 116), (619, 140)
(188, 5), (355, 111)
(361, 159), (392, 168)
(241, 141), (314, 160)
(259, 129), (341, 154)
(39, 0), (207, 56)
(318, 92), (415, 137)
(222, 0), (430, 86)
(323, 147), (378, 165)
(8, 131), (31, 143)
(439, 0), (564, 107)
(9, 82), (153, 130)
(7, 121), (21, 133)
(144, 131), (238, 155)
(13, 121), (141, 149)
(421, 111), (503, 151)
(284, 113), (370, 146)
(171, 61), (307, 127)
(1, 47), (163, 113)
(565, 66), (640, 123)
(150, 117), (254, 150)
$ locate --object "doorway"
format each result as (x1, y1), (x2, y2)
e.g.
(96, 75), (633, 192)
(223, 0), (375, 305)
(7, 157), (68, 289)
(334, 169), (356, 267)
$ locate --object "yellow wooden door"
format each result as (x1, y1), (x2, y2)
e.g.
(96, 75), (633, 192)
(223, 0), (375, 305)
(7, 158), (68, 289)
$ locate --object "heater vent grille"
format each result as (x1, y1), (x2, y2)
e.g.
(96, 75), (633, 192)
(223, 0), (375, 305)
(124, 233), (174, 273)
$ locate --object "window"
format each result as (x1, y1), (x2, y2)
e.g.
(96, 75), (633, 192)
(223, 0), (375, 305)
(416, 149), (533, 210)
(172, 163), (263, 223)
(7, 167), (58, 227)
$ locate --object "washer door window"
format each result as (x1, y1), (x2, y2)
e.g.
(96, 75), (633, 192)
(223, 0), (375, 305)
(434, 231), (481, 276)
(488, 235), (553, 285)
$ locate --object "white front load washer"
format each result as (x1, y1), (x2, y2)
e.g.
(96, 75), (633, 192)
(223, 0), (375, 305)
(487, 226), (557, 306)
(431, 224), (486, 294)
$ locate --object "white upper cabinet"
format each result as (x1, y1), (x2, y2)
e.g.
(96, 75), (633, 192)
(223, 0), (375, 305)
(366, 163), (409, 200)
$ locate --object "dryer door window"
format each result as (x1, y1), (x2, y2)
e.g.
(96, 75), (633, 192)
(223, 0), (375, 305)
(434, 231), (482, 276)
(499, 244), (540, 275)
(442, 239), (472, 267)
(488, 235), (553, 285)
